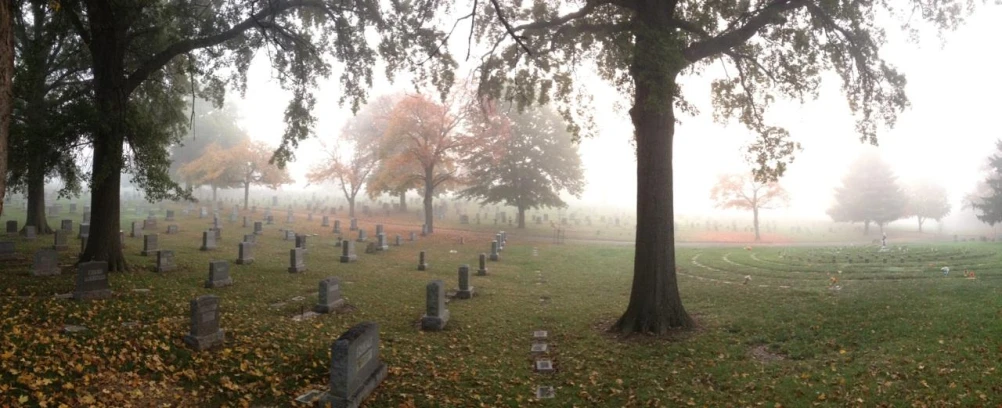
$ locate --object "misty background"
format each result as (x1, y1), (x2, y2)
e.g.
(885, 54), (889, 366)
(211, 6), (1002, 230)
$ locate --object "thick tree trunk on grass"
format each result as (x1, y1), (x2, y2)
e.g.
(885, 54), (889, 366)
(243, 182), (250, 209)
(423, 167), (434, 234)
(23, 165), (52, 234)
(612, 8), (693, 334)
(752, 206), (760, 242)
(517, 205), (526, 229)
(0, 0), (12, 216)
(398, 191), (407, 212)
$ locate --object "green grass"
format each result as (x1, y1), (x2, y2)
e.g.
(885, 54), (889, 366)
(2, 206), (1002, 407)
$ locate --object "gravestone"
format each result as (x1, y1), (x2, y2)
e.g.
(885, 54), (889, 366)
(200, 231), (217, 251)
(339, 240), (357, 263)
(333, 220), (341, 234)
(236, 242), (254, 265)
(460, 215), (469, 224)
(375, 233), (388, 251)
(82, 212), (90, 223)
(242, 216), (249, 228)
(356, 229), (367, 242)
(285, 230), (296, 241)
(205, 260), (233, 288)
(496, 234), (503, 251)
(131, 221), (141, 238)
(288, 248), (307, 273)
(0, 241), (14, 260)
(78, 223), (90, 239)
(394, 235), (401, 246)
(5, 220), (16, 235)
(73, 261), (112, 300)
(24, 226), (37, 240)
(31, 249), (60, 276)
(409, 232), (416, 242)
(266, 215), (274, 225)
(350, 218), (358, 231)
(199, 207), (207, 218)
(322, 215), (330, 227)
(456, 265), (474, 299)
(165, 210), (175, 221)
(318, 322), (388, 408)
(156, 250), (176, 272)
(476, 253), (488, 276)
(421, 224), (428, 236)
(296, 234), (308, 252)
(417, 251), (428, 271)
(315, 277), (345, 313)
(242, 234), (256, 244)
(489, 241), (500, 261)
(166, 224), (179, 234)
(70, 203), (77, 213)
(375, 224), (384, 236)
(141, 234), (159, 256)
(51, 230), (69, 251)
(420, 280), (449, 331)
(143, 218), (157, 230)
(61, 219), (73, 232)
(254, 221), (263, 235)
(183, 295), (225, 351)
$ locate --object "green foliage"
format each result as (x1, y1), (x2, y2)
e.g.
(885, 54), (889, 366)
(905, 181), (951, 230)
(168, 99), (250, 176)
(827, 152), (907, 229)
(970, 140), (1002, 226)
(459, 103), (585, 216)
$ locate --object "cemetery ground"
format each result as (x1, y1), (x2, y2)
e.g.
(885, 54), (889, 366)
(1, 207), (1001, 407)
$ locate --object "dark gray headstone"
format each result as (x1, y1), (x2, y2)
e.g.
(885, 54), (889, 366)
(73, 261), (111, 300)
(319, 322), (388, 408)
(315, 277), (345, 313)
(242, 234), (256, 244)
(333, 219), (341, 234)
(183, 295), (225, 351)
(456, 265), (474, 299)
(375, 233), (388, 251)
(356, 229), (367, 242)
(24, 226), (37, 240)
(489, 241), (500, 261)
(349, 218), (358, 231)
(417, 251), (428, 271)
(52, 230), (69, 251)
(236, 242), (254, 265)
(477, 253), (488, 276)
(0, 241), (14, 260)
(200, 231), (216, 251)
(31, 249), (60, 276)
(339, 240), (357, 263)
(394, 235), (401, 246)
(166, 224), (179, 234)
(285, 230), (296, 241)
(60, 219), (73, 232)
(375, 224), (384, 236)
(295, 234), (308, 252)
(141, 234), (159, 256)
(131, 221), (141, 238)
(288, 248), (306, 273)
(5, 220), (16, 235)
(205, 260), (232, 288)
(322, 215), (330, 227)
(165, 210), (175, 221)
(253, 221), (263, 235)
(421, 280), (449, 331)
(79, 223), (90, 239)
(156, 250), (176, 273)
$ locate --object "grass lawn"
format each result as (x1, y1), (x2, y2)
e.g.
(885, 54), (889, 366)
(1, 206), (1001, 407)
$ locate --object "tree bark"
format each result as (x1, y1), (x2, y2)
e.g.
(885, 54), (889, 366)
(863, 220), (870, 235)
(752, 206), (760, 242)
(517, 204), (526, 229)
(398, 190), (407, 212)
(612, 8), (693, 334)
(423, 166), (434, 234)
(243, 181), (250, 209)
(917, 216), (924, 233)
(348, 196), (355, 218)
(0, 0), (12, 216)
(23, 163), (52, 234)
(211, 185), (217, 203)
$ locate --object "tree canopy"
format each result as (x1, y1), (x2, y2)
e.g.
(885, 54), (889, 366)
(459, 102), (584, 228)
(307, 140), (377, 218)
(827, 153), (907, 234)
(970, 140), (1002, 226)
(905, 181), (951, 232)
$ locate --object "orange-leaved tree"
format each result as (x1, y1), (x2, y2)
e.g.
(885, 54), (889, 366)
(710, 173), (789, 241)
(177, 143), (242, 203)
(381, 93), (468, 233)
(232, 140), (292, 209)
(307, 140), (377, 218)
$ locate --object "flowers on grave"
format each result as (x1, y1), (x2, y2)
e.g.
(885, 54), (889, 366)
(940, 267), (949, 276)
(743, 275), (751, 285)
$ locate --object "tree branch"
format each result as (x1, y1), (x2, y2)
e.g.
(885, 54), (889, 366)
(683, 0), (806, 63)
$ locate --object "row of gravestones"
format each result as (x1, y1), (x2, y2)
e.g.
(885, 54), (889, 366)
(420, 231), (507, 331)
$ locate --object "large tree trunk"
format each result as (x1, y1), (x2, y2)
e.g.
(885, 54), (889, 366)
(398, 190), (407, 212)
(863, 220), (870, 235)
(23, 163), (52, 234)
(612, 10), (693, 334)
(752, 206), (760, 242)
(423, 167), (434, 234)
(211, 185), (217, 203)
(348, 196), (355, 218)
(0, 0), (12, 216)
(917, 217), (924, 233)
(243, 181), (250, 209)
(517, 204), (526, 229)
(80, 11), (128, 271)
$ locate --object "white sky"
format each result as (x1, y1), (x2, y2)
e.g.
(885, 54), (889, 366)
(230, 5), (1002, 221)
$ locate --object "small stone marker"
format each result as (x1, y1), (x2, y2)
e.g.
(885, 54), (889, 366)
(409, 232), (416, 241)
(356, 229), (367, 242)
(141, 234), (159, 256)
(205, 260), (233, 288)
(131, 221), (141, 237)
(78, 223), (90, 239)
(333, 219), (341, 234)
(5, 220), (16, 235)
(156, 250), (176, 272)
(420, 280), (449, 331)
(0, 241), (14, 260)
(339, 240), (357, 263)
(322, 215), (330, 227)
(315, 277), (345, 313)
(236, 242), (254, 265)
(166, 224), (179, 234)
(288, 248), (307, 273)
(296, 234), (308, 252)
(476, 253), (488, 276)
(242, 234), (256, 244)
(349, 218), (358, 231)
(536, 386), (555, 399)
(318, 322), (388, 408)
(165, 210), (175, 221)
(417, 251), (428, 271)
(375, 233), (388, 251)
(394, 234), (401, 246)
(530, 343), (548, 353)
(73, 261), (112, 300)
(60, 219), (73, 232)
(375, 224), (384, 235)
(456, 265), (474, 299)
(52, 230), (69, 251)
(489, 241), (500, 261)
(200, 230), (216, 251)
(535, 359), (554, 373)
(253, 221), (263, 235)
(24, 226), (37, 240)
(183, 295), (225, 351)
(31, 249), (60, 276)
(284, 230), (296, 241)
(533, 330), (548, 340)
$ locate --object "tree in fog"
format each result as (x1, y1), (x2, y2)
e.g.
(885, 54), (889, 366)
(969, 140), (1002, 226)
(710, 173), (788, 241)
(180, 140), (291, 208)
(459, 102), (585, 229)
(827, 153), (906, 234)
(905, 181), (950, 232)
(307, 140), (377, 218)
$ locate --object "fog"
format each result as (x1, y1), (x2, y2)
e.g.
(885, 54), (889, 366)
(226, 5), (1001, 229)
